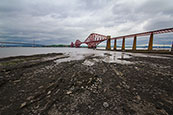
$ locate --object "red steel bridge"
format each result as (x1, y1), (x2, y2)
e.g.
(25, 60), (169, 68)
(71, 27), (173, 51)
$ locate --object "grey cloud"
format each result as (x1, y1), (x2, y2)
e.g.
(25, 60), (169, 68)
(0, 0), (172, 45)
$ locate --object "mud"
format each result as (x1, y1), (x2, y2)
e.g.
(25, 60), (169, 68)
(0, 52), (172, 115)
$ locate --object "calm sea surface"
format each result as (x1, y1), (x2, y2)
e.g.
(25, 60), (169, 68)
(0, 47), (97, 58)
(0, 47), (169, 64)
(0, 47), (171, 59)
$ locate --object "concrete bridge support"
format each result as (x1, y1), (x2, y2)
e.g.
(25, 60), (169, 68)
(122, 37), (125, 51)
(114, 39), (117, 50)
(148, 33), (153, 51)
(132, 36), (137, 51)
(106, 36), (111, 50)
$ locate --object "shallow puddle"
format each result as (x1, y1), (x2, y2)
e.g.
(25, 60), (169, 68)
(55, 50), (133, 65)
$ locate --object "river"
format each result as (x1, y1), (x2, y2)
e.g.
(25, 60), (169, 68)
(0, 47), (170, 65)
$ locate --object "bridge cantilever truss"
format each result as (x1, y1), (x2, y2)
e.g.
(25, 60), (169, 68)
(73, 27), (173, 51)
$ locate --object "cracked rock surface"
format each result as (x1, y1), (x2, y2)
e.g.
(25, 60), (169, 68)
(0, 53), (172, 115)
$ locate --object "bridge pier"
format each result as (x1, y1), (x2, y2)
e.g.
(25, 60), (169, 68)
(106, 36), (111, 50)
(148, 33), (153, 51)
(132, 36), (137, 51)
(114, 39), (117, 50)
(171, 42), (173, 54)
(122, 37), (125, 51)
(71, 42), (74, 47)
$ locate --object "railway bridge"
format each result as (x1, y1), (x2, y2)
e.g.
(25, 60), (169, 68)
(72, 28), (173, 51)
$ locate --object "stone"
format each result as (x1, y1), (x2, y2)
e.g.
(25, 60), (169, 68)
(20, 102), (27, 108)
(136, 95), (141, 100)
(103, 102), (109, 108)
(13, 80), (21, 83)
(39, 86), (43, 89)
(26, 96), (33, 100)
(116, 85), (121, 89)
(47, 91), (51, 95)
(67, 91), (72, 94)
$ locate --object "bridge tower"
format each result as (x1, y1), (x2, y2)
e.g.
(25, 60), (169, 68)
(106, 36), (111, 50)
(71, 42), (74, 47)
(132, 36), (137, 51)
(75, 40), (82, 48)
(113, 39), (117, 50)
(122, 37), (125, 51)
(148, 32), (153, 51)
(171, 42), (173, 54)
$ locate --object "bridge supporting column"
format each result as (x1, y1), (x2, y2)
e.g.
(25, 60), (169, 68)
(122, 37), (125, 51)
(132, 36), (137, 51)
(148, 33), (153, 51)
(106, 36), (111, 50)
(114, 39), (117, 50)
(171, 42), (173, 54)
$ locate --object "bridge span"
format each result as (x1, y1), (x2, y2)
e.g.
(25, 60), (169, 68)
(72, 27), (173, 51)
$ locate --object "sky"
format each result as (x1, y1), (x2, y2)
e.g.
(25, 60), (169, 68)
(0, 0), (173, 45)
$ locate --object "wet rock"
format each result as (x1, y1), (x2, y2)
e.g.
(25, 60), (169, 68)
(103, 102), (109, 108)
(20, 102), (27, 108)
(39, 85), (43, 89)
(13, 80), (21, 83)
(26, 96), (33, 100)
(67, 91), (72, 94)
(0, 52), (172, 115)
(136, 95), (141, 101)
(47, 91), (51, 95)
(104, 53), (112, 56)
(82, 60), (95, 66)
(116, 85), (121, 89)
(135, 67), (139, 70)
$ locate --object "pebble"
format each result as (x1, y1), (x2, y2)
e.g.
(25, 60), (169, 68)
(136, 95), (141, 100)
(13, 80), (21, 83)
(47, 91), (51, 95)
(103, 102), (109, 108)
(116, 85), (121, 89)
(67, 91), (72, 94)
(20, 102), (27, 108)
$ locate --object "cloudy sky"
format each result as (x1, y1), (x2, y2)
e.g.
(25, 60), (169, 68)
(0, 0), (173, 45)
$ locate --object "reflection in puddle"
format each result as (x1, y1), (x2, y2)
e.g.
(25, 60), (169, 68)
(55, 50), (133, 65)
(82, 60), (95, 66)
(102, 52), (132, 64)
(55, 49), (170, 65)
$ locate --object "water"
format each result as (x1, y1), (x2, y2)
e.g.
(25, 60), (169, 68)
(0, 47), (99, 58)
(0, 47), (131, 64)
(0, 47), (170, 65)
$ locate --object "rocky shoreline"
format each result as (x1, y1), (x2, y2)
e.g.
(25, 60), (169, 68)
(0, 52), (172, 115)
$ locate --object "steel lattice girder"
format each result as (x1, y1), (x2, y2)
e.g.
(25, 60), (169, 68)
(74, 27), (173, 47)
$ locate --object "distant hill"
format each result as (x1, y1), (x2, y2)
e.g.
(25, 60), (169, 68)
(45, 44), (70, 47)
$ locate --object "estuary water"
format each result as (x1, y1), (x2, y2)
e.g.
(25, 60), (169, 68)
(0, 47), (132, 64)
(0, 47), (170, 64)
(0, 47), (94, 58)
